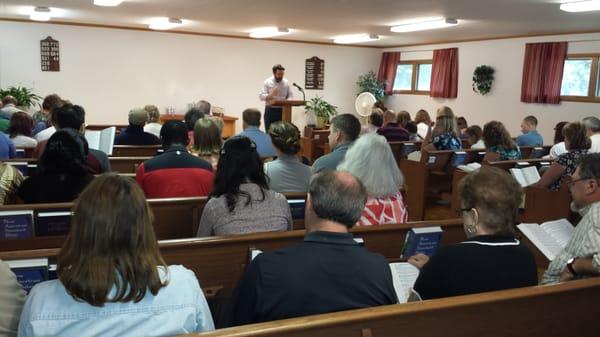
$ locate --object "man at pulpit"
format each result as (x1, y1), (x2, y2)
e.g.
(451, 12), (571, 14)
(259, 64), (293, 132)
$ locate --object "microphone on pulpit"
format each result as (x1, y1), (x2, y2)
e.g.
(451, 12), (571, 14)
(293, 82), (306, 102)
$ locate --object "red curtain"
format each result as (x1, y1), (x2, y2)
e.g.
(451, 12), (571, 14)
(378, 52), (401, 95)
(430, 48), (459, 98)
(520, 42), (567, 104)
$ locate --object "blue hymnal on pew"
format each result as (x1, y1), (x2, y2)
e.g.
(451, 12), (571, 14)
(449, 151), (468, 168)
(401, 226), (443, 258)
(7, 258), (49, 293)
(0, 211), (34, 239)
(288, 199), (306, 220)
(35, 211), (72, 236)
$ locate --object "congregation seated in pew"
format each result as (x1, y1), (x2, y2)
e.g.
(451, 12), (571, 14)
(31, 94), (62, 141)
(414, 109), (432, 140)
(338, 133), (408, 226)
(136, 121), (214, 198)
(8, 112), (37, 149)
(534, 122), (590, 191)
(312, 113), (360, 173)
(17, 129), (94, 204)
(264, 122), (312, 193)
(142, 104), (162, 138)
(17, 174), (215, 336)
(197, 136), (292, 237)
(361, 109), (383, 134)
(237, 108), (276, 159)
(33, 103), (111, 174)
(541, 153), (600, 284)
(407, 166), (537, 300)
(231, 171), (397, 325)
(464, 125), (485, 149)
(482, 120), (522, 161)
(376, 109), (409, 141)
(517, 115), (544, 147)
(546, 121), (568, 159)
(583, 116), (600, 153)
(185, 102), (211, 147)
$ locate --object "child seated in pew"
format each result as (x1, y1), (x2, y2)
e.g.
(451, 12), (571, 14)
(18, 174), (214, 336)
(197, 136), (292, 236)
(407, 166), (537, 300)
(338, 133), (408, 226)
(464, 125), (485, 149)
(482, 121), (522, 161)
(421, 106), (462, 151)
(534, 122), (590, 191)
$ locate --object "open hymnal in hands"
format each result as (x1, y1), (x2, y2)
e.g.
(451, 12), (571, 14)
(510, 166), (541, 187)
(85, 126), (116, 155)
(517, 219), (574, 261)
(389, 262), (420, 303)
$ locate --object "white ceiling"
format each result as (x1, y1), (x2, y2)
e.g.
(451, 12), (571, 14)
(2, 0), (600, 47)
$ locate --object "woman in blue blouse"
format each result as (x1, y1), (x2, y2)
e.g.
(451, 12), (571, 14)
(482, 121), (522, 162)
(18, 174), (215, 337)
(422, 106), (462, 151)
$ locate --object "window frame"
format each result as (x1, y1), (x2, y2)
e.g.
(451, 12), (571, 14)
(393, 59), (432, 95)
(560, 53), (600, 103)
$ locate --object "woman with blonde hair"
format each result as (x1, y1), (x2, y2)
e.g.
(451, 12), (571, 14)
(143, 105), (162, 138)
(338, 133), (408, 226)
(191, 117), (222, 169)
(18, 174), (214, 336)
(422, 106), (462, 151)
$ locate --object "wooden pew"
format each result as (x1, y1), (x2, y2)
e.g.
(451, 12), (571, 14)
(0, 193), (308, 251)
(109, 156), (151, 173)
(182, 277), (600, 337)
(111, 145), (162, 157)
(300, 127), (330, 163)
(520, 145), (552, 159)
(0, 197), (207, 250)
(0, 219), (465, 299)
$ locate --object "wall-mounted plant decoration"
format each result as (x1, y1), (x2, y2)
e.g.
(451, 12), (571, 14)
(472, 65), (495, 95)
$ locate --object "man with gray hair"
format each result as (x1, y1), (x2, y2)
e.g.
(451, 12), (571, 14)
(0, 96), (22, 120)
(115, 108), (161, 145)
(232, 171), (397, 325)
(583, 116), (600, 153)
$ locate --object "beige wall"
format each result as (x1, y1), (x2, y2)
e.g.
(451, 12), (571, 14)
(0, 21), (381, 132)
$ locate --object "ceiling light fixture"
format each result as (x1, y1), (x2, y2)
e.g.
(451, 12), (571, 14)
(93, 0), (123, 6)
(249, 27), (290, 38)
(333, 34), (379, 44)
(560, 0), (600, 12)
(148, 17), (183, 30)
(30, 6), (51, 21)
(390, 18), (458, 33)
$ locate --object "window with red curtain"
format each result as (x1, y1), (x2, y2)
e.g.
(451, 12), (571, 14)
(430, 48), (459, 98)
(520, 42), (567, 104)
(377, 52), (401, 95)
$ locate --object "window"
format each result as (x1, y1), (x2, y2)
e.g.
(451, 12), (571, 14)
(560, 54), (600, 103)
(393, 60), (432, 94)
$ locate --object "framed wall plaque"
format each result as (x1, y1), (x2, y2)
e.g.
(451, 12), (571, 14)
(305, 56), (324, 90)
(40, 36), (60, 72)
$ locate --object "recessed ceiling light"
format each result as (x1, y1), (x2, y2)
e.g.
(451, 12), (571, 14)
(560, 0), (600, 12)
(148, 17), (183, 30)
(333, 34), (379, 44)
(249, 27), (290, 38)
(93, 0), (123, 6)
(390, 18), (458, 33)
(30, 6), (51, 21)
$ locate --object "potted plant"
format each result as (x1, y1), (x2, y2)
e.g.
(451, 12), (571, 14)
(0, 86), (42, 111)
(305, 96), (337, 128)
(472, 65), (495, 95)
(356, 71), (384, 102)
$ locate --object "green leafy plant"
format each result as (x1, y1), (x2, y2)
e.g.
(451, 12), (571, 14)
(472, 65), (495, 95)
(305, 96), (337, 120)
(0, 86), (42, 109)
(356, 71), (384, 101)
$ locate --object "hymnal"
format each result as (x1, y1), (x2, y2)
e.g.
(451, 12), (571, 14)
(510, 166), (541, 187)
(85, 126), (116, 155)
(6, 258), (49, 293)
(35, 211), (72, 236)
(401, 226), (443, 258)
(287, 199), (306, 220)
(518, 219), (574, 261)
(0, 210), (34, 239)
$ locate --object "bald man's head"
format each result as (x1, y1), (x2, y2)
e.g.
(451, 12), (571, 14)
(308, 171), (367, 229)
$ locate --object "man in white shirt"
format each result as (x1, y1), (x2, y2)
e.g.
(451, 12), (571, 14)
(259, 64), (293, 133)
(583, 116), (600, 153)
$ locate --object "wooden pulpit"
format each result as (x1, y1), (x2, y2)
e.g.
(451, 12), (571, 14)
(271, 100), (306, 123)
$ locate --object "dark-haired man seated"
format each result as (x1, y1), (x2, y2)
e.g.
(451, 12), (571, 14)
(136, 121), (213, 198)
(542, 153), (600, 284)
(312, 114), (361, 173)
(232, 171), (397, 325)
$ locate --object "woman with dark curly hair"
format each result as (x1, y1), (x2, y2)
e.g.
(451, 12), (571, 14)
(482, 121), (521, 162)
(197, 136), (292, 237)
(264, 122), (312, 192)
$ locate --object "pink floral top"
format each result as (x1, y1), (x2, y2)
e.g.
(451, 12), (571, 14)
(356, 192), (408, 226)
